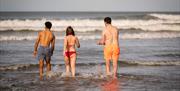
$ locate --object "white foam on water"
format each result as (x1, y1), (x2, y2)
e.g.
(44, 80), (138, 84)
(45, 64), (107, 79)
(149, 13), (180, 20)
(121, 32), (180, 39)
(0, 64), (32, 71)
(1, 32), (180, 41)
(0, 13), (180, 32)
(0, 35), (37, 41)
(46, 65), (62, 78)
(124, 60), (180, 66)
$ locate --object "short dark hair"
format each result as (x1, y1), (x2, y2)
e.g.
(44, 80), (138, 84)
(45, 21), (52, 29)
(104, 17), (111, 24)
(66, 26), (75, 36)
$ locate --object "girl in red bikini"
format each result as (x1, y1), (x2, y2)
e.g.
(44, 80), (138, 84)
(63, 26), (80, 77)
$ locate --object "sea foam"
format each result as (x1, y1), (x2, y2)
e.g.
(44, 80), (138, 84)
(0, 13), (180, 32)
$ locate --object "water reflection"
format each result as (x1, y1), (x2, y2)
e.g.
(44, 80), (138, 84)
(101, 78), (120, 91)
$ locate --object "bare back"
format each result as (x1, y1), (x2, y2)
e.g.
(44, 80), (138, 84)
(39, 30), (54, 47)
(64, 35), (80, 52)
(103, 25), (119, 46)
(34, 28), (55, 57)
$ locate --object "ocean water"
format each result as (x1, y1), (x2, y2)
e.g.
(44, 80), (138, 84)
(0, 12), (180, 91)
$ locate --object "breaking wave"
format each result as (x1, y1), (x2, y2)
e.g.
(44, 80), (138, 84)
(149, 13), (180, 20)
(0, 13), (180, 32)
(0, 60), (180, 71)
(0, 32), (180, 41)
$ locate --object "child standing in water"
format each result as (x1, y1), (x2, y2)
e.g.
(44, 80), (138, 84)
(63, 26), (80, 77)
(97, 17), (120, 78)
(33, 21), (55, 80)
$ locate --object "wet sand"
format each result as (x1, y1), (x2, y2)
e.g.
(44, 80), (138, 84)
(0, 64), (180, 91)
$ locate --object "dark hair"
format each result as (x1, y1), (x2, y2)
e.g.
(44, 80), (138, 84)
(104, 17), (111, 24)
(66, 26), (75, 36)
(45, 21), (52, 29)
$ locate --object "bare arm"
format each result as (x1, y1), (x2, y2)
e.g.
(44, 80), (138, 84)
(97, 30), (105, 45)
(33, 32), (40, 57)
(115, 27), (119, 42)
(75, 37), (80, 48)
(51, 35), (55, 55)
(63, 37), (67, 55)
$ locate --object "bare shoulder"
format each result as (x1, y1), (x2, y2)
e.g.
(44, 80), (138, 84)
(64, 36), (68, 39)
(103, 27), (108, 33)
(50, 30), (54, 33)
(39, 30), (43, 33)
(75, 36), (79, 39)
(104, 27), (108, 31)
(112, 26), (118, 30)
(38, 30), (43, 35)
(112, 26), (119, 33)
(50, 31), (55, 38)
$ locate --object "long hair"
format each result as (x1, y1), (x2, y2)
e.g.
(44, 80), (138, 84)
(66, 26), (75, 36)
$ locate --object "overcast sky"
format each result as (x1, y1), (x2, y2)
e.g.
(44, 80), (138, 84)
(0, 0), (180, 12)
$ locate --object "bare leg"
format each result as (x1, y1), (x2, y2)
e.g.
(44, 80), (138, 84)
(105, 59), (111, 76)
(70, 54), (76, 77)
(46, 59), (51, 77)
(39, 59), (44, 80)
(64, 57), (70, 75)
(112, 59), (118, 78)
(46, 59), (51, 71)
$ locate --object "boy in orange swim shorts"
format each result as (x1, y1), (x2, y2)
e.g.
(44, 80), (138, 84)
(98, 17), (120, 78)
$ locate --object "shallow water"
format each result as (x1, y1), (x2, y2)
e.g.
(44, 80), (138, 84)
(0, 36), (180, 91)
(0, 64), (180, 91)
(0, 37), (180, 65)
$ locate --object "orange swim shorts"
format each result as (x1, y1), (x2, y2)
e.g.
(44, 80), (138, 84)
(104, 44), (120, 61)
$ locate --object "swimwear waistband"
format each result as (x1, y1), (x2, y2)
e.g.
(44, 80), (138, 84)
(104, 44), (119, 48)
(39, 45), (50, 48)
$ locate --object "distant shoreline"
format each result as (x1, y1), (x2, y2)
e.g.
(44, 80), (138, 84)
(0, 11), (180, 13)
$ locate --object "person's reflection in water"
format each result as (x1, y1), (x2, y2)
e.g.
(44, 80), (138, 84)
(101, 78), (120, 91)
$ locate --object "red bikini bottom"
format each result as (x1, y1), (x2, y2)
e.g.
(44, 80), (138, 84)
(65, 51), (76, 58)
